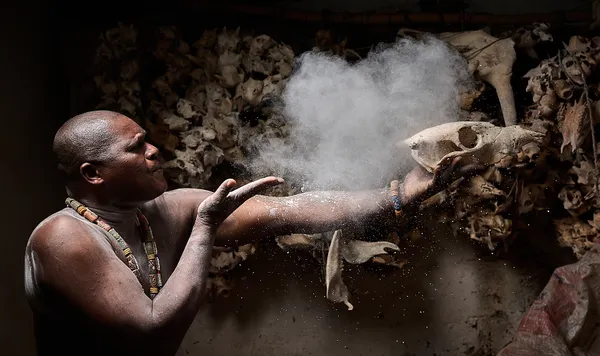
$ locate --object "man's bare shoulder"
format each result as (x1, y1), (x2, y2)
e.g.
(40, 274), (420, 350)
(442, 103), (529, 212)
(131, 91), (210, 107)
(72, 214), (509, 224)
(25, 209), (115, 305)
(27, 209), (108, 262)
(30, 209), (87, 238)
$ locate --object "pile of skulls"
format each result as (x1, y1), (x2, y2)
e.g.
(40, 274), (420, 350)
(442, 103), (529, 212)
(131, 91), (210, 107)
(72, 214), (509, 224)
(409, 34), (600, 259)
(145, 26), (295, 188)
(393, 24), (557, 253)
(520, 35), (600, 259)
(403, 121), (547, 251)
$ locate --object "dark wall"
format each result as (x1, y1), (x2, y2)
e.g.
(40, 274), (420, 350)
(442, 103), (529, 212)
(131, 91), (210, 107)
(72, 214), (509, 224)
(0, 3), (67, 355)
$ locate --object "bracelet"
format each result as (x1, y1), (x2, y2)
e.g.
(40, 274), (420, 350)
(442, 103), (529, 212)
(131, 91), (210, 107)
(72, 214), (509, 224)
(389, 180), (403, 217)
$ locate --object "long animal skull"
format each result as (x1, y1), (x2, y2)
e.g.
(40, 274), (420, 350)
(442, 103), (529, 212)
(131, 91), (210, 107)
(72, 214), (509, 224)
(402, 121), (545, 173)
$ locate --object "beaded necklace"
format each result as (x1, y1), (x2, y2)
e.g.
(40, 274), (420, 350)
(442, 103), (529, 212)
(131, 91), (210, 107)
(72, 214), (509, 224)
(65, 198), (163, 299)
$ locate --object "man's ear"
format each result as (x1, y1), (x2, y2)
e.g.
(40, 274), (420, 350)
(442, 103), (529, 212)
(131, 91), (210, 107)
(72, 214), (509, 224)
(80, 163), (104, 185)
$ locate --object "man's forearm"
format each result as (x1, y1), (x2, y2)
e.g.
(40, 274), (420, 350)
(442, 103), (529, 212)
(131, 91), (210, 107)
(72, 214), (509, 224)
(143, 216), (215, 353)
(216, 188), (399, 245)
(262, 189), (396, 233)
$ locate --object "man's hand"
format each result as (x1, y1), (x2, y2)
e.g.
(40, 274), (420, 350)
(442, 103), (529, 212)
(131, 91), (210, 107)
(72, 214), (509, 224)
(401, 157), (485, 205)
(196, 176), (284, 230)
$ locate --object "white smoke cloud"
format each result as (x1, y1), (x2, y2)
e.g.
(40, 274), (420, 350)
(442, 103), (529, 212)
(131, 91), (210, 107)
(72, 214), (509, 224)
(248, 36), (473, 191)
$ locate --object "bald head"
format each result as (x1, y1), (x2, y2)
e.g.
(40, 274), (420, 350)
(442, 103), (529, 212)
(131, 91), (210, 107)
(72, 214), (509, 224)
(53, 110), (125, 183)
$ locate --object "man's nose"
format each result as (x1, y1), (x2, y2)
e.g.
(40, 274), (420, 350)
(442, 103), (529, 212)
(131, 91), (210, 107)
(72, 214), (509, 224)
(146, 144), (160, 160)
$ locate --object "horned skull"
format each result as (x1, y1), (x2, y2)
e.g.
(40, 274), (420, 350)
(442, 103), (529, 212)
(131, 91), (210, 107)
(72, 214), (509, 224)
(402, 121), (545, 173)
(216, 27), (240, 53)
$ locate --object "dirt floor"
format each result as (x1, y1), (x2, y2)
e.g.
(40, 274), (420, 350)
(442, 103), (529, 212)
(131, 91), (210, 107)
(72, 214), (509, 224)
(178, 218), (566, 356)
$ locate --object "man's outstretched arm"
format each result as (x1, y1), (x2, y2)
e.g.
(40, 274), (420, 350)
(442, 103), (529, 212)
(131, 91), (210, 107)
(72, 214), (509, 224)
(161, 187), (396, 246)
(215, 188), (396, 245)
(167, 157), (482, 246)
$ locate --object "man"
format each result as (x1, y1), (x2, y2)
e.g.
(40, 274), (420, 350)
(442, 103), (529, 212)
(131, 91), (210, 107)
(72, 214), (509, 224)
(24, 110), (475, 356)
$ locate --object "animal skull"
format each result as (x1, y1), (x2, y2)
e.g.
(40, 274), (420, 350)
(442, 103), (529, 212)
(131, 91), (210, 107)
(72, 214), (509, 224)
(188, 49), (218, 76)
(163, 143), (223, 188)
(558, 186), (589, 217)
(215, 65), (245, 89)
(216, 27), (240, 53)
(402, 121), (545, 173)
(205, 82), (232, 114)
(561, 54), (595, 85)
(249, 35), (275, 57)
(240, 78), (264, 106)
(262, 74), (285, 97)
(567, 36), (592, 53)
(160, 110), (190, 132)
(242, 56), (274, 75)
(176, 98), (201, 120)
(203, 113), (240, 149)
(185, 83), (207, 110)
(279, 44), (295, 63)
(275, 60), (293, 77)
(267, 44), (295, 63)
(501, 22), (552, 59)
(554, 217), (597, 259)
(121, 81), (141, 97)
(180, 127), (215, 148)
(153, 75), (172, 97)
(532, 22), (553, 43)
(218, 50), (242, 68)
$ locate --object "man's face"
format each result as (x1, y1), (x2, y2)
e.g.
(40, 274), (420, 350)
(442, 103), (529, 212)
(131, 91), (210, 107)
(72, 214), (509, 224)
(95, 115), (168, 204)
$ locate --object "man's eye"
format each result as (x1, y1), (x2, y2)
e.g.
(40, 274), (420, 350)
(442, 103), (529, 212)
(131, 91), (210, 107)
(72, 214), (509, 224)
(129, 141), (144, 151)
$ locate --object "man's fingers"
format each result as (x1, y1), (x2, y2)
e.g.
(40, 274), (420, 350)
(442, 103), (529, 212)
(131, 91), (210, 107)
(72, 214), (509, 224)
(230, 176), (285, 202)
(437, 156), (462, 182)
(435, 157), (453, 171)
(448, 157), (462, 174)
(458, 163), (487, 176)
(434, 156), (459, 176)
(213, 179), (237, 202)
